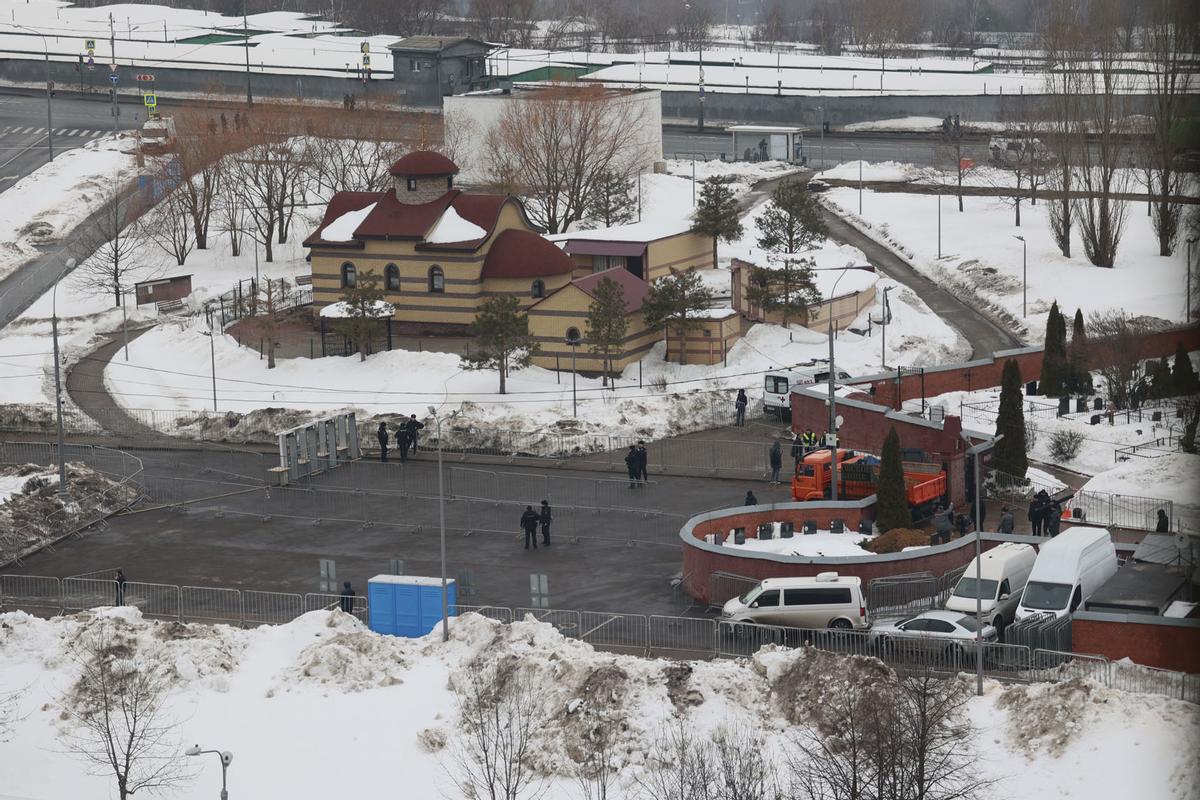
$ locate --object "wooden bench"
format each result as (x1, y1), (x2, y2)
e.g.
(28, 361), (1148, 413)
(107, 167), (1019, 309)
(295, 274), (313, 286)
(156, 299), (185, 314)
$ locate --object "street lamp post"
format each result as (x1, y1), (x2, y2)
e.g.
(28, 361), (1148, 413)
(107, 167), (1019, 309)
(52, 258), (75, 501)
(961, 433), (1003, 698)
(198, 329), (217, 411)
(879, 285), (892, 370)
(428, 406), (459, 642)
(1187, 236), (1197, 320)
(185, 745), (233, 800)
(566, 330), (582, 418)
(937, 191), (942, 259)
(7, 24), (54, 161)
(825, 269), (853, 501)
(816, 105), (825, 168)
(1012, 235), (1026, 317)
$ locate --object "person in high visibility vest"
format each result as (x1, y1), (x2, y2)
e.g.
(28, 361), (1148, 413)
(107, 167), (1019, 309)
(801, 428), (820, 454)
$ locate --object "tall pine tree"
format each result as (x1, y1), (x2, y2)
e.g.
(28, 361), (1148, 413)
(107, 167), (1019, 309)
(691, 177), (743, 269)
(1067, 308), (1093, 394)
(332, 269), (389, 363)
(642, 268), (715, 365)
(755, 180), (829, 254)
(584, 170), (637, 228)
(1039, 301), (1068, 396)
(875, 425), (912, 533)
(584, 276), (628, 387)
(1173, 341), (1200, 395)
(993, 359), (1028, 480)
(743, 257), (823, 330)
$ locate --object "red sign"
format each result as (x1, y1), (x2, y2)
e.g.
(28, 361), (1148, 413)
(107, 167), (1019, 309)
(135, 73), (156, 82)
(959, 157), (975, 171)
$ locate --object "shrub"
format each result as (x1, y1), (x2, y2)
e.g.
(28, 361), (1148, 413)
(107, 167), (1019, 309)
(865, 528), (930, 554)
(1048, 430), (1085, 462)
(650, 375), (668, 392)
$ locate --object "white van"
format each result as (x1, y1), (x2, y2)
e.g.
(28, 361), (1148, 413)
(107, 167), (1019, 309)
(764, 366), (853, 418)
(1015, 527), (1118, 621)
(721, 572), (868, 629)
(945, 542), (1036, 636)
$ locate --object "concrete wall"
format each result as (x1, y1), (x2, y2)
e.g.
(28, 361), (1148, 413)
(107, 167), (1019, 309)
(443, 87), (663, 183)
(644, 230), (712, 281)
(1072, 611), (1200, 673)
(679, 502), (1039, 604)
(0, 56), (397, 105)
(666, 314), (741, 365)
(731, 258), (877, 331)
(657, 89), (1190, 128)
(789, 391), (968, 507)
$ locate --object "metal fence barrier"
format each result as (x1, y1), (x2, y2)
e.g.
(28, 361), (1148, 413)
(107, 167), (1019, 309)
(706, 571), (761, 609)
(2, 574), (1196, 704)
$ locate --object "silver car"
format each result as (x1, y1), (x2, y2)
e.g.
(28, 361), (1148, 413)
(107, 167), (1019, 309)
(871, 610), (997, 664)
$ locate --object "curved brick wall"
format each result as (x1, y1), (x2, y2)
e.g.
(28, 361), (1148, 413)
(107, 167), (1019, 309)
(680, 501), (1027, 605)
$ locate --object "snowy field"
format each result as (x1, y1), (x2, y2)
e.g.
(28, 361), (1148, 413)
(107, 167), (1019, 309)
(821, 180), (1190, 340)
(1, 608), (1196, 800)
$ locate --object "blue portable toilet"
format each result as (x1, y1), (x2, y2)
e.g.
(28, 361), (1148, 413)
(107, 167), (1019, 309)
(368, 575), (457, 637)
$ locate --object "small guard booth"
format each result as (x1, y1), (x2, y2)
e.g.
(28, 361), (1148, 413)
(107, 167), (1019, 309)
(727, 125), (805, 164)
(368, 575), (458, 637)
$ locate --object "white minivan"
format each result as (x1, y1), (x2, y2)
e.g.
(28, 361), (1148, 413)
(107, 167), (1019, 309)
(945, 542), (1036, 637)
(721, 572), (868, 629)
(1015, 527), (1119, 621)
(763, 366), (853, 418)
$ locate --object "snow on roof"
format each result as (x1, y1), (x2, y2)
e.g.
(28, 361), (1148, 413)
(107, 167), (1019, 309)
(319, 300), (395, 318)
(549, 219), (695, 244)
(321, 202), (376, 243)
(726, 125), (803, 133)
(425, 206), (487, 244)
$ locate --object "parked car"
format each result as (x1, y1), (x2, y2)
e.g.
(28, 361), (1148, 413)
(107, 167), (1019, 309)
(721, 572), (869, 630)
(763, 364), (853, 418)
(871, 610), (997, 661)
(1015, 526), (1118, 621)
(945, 541), (1036, 638)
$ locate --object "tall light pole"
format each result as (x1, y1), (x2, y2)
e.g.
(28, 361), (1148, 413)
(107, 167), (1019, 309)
(1012, 234), (1026, 317)
(1187, 236), (1197, 321)
(816, 105), (825, 168)
(429, 406), (458, 642)
(824, 269), (853, 501)
(242, 1), (253, 107)
(853, 143), (863, 214)
(52, 258), (75, 501)
(7, 24), (54, 161)
(185, 746), (233, 800)
(937, 191), (942, 259)
(879, 285), (892, 370)
(566, 329), (581, 418)
(962, 433), (1002, 698)
(198, 329), (217, 411)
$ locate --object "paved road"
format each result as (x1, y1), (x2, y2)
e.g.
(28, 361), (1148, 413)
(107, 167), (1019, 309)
(0, 90), (140, 189)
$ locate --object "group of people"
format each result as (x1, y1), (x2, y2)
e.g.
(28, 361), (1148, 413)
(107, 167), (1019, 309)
(1027, 490), (1064, 537)
(519, 500), (553, 549)
(376, 416), (426, 463)
(624, 443), (650, 488)
(791, 428), (822, 466)
(931, 504), (974, 543)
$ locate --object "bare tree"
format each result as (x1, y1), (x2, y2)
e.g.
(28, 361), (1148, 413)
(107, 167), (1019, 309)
(446, 663), (547, 800)
(142, 182), (194, 268)
(484, 84), (652, 234)
(74, 175), (146, 308)
(164, 113), (226, 250)
(1087, 310), (1153, 409)
(572, 705), (619, 800)
(307, 115), (408, 204)
(892, 670), (988, 800)
(214, 161), (246, 258)
(0, 685), (25, 741)
(60, 623), (194, 800)
(227, 136), (310, 262)
(988, 118), (1052, 227)
(1141, 0), (1195, 256)
(634, 716), (717, 800)
(711, 723), (780, 800)
(1039, 0), (1087, 257)
(1072, 0), (1133, 269)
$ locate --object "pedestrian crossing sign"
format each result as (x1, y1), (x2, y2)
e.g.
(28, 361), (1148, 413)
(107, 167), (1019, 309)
(362, 54), (370, 65)
(143, 93), (157, 108)
(85, 39), (96, 50)
(360, 41), (369, 53)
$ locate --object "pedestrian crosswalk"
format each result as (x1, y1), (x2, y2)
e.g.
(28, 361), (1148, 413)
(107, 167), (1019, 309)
(0, 126), (110, 139)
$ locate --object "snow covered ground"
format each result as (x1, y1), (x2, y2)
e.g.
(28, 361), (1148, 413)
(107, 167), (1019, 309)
(842, 116), (1007, 134)
(0, 137), (135, 283)
(723, 529), (876, 558)
(0, 608), (1195, 800)
(1080, 453), (1200, 508)
(821, 179), (1190, 341)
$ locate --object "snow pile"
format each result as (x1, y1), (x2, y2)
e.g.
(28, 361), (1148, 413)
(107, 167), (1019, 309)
(318, 299), (395, 318)
(842, 116), (1007, 134)
(724, 530), (876, 558)
(319, 202), (376, 242)
(1081, 453), (1200, 507)
(0, 608), (1197, 799)
(426, 206), (487, 244)
(816, 160), (923, 183)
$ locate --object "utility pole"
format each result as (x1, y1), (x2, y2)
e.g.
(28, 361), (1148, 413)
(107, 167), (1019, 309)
(108, 13), (118, 135)
(243, 1), (253, 107)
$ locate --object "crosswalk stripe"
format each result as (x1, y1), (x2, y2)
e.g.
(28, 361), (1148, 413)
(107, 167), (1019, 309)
(67, 129), (80, 136)
(54, 128), (67, 136)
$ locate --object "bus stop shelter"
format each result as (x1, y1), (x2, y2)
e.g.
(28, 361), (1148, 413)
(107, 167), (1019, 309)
(727, 125), (805, 164)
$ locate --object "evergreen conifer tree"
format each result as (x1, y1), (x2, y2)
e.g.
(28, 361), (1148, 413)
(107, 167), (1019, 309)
(333, 269), (388, 363)
(461, 295), (539, 394)
(1039, 301), (1068, 396)
(993, 359), (1028, 480)
(691, 177), (743, 268)
(755, 180), (829, 254)
(584, 276), (628, 387)
(875, 425), (912, 533)
(1067, 308), (1093, 394)
(584, 170), (637, 228)
(1173, 341), (1200, 394)
(642, 268), (715, 365)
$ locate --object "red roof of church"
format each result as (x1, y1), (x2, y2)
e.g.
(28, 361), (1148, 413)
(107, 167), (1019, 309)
(388, 150), (459, 177)
(481, 230), (576, 278)
(570, 267), (651, 313)
(301, 191), (382, 248)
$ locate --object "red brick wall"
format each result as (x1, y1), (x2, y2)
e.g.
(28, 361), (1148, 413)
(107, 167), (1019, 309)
(1072, 616), (1200, 673)
(789, 393), (967, 507)
(849, 324), (1200, 409)
(692, 506), (870, 539)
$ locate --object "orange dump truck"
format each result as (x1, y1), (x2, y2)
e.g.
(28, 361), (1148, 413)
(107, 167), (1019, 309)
(792, 449), (947, 515)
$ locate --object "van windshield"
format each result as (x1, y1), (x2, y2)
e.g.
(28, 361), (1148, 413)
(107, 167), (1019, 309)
(1021, 581), (1072, 610)
(738, 587), (761, 605)
(953, 577), (999, 600)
